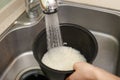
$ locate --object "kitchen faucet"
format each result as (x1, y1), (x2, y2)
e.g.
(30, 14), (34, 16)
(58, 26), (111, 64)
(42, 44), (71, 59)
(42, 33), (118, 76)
(39, 0), (58, 14)
(25, 0), (62, 19)
(25, 0), (41, 19)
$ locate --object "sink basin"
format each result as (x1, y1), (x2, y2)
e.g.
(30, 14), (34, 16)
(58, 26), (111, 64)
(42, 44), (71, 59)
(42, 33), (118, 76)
(58, 3), (120, 74)
(1, 2), (120, 80)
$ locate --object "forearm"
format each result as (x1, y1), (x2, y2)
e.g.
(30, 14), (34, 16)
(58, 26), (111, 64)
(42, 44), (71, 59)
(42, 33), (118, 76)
(66, 62), (120, 80)
(94, 67), (120, 80)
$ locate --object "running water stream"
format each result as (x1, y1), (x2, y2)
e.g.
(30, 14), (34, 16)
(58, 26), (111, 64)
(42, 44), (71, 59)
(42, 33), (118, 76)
(45, 13), (63, 50)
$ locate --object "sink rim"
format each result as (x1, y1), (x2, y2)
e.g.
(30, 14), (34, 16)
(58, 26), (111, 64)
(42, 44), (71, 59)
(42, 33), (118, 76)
(63, 1), (120, 17)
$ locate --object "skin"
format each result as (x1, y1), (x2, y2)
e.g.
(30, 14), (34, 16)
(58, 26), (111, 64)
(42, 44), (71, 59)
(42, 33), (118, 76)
(66, 62), (120, 80)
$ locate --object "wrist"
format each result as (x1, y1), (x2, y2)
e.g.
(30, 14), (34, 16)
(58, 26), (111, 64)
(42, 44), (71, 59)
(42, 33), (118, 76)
(94, 66), (120, 80)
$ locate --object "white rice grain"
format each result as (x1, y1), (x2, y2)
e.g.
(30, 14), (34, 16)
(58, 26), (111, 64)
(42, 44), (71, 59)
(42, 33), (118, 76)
(42, 46), (86, 71)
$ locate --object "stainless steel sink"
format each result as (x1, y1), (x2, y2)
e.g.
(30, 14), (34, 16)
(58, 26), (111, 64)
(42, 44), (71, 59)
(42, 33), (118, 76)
(1, 2), (120, 80)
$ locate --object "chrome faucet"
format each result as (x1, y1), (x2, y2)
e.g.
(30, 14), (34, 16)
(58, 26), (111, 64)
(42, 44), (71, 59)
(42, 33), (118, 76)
(39, 0), (58, 14)
(25, 0), (42, 19)
(25, 0), (61, 18)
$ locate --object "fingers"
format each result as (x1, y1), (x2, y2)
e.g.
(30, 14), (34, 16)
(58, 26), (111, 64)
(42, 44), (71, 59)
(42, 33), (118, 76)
(73, 62), (87, 70)
(66, 62), (97, 80)
(65, 71), (79, 80)
(73, 62), (80, 70)
(66, 62), (83, 80)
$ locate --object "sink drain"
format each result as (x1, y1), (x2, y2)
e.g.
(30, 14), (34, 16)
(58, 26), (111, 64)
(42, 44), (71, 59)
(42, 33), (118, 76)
(20, 69), (48, 80)
(17, 68), (49, 80)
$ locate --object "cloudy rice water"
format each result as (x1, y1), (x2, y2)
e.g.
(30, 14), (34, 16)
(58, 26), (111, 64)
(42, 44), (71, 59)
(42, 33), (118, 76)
(42, 46), (86, 71)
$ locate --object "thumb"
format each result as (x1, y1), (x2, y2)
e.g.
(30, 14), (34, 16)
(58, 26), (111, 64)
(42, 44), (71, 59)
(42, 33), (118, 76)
(73, 62), (87, 70)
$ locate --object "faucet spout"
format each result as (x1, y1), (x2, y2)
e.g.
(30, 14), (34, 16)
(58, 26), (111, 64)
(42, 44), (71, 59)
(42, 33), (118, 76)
(39, 0), (58, 14)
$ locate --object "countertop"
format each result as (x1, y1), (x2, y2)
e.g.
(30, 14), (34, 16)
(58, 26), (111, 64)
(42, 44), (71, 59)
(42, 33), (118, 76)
(0, 0), (120, 36)
(0, 0), (25, 36)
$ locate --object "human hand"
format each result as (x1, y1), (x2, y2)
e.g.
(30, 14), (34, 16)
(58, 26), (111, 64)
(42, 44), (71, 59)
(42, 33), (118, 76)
(66, 62), (97, 80)
(66, 62), (120, 80)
